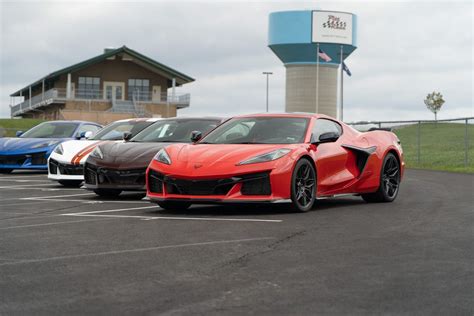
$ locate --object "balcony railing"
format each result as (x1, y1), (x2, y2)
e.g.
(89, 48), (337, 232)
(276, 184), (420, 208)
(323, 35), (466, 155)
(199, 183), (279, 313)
(10, 88), (191, 117)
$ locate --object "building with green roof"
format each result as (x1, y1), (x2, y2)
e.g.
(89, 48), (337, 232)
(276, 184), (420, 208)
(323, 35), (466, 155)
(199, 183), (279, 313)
(9, 46), (194, 124)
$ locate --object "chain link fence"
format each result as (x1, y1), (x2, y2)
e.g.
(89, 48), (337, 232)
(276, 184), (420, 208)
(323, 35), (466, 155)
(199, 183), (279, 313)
(1, 117), (473, 173)
(348, 117), (474, 173)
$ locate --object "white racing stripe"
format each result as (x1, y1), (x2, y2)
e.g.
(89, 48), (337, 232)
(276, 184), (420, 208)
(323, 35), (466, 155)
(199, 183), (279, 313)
(0, 237), (275, 266)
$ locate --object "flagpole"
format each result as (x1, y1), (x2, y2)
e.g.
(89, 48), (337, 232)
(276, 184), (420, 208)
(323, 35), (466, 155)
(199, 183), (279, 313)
(316, 43), (320, 113)
(340, 45), (344, 122)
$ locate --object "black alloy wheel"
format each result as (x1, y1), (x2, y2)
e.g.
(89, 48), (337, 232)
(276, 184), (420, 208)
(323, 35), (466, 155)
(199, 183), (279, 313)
(290, 159), (316, 212)
(362, 152), (400, 203)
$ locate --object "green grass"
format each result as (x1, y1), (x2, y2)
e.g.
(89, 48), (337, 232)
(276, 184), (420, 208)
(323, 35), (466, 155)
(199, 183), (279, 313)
(393, 122), (474, 173)
(0, 118), (45, 137)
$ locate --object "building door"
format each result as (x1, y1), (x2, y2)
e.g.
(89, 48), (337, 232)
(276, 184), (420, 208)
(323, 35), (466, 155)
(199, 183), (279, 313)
(152, 85), (162, 102)
(103, 82), (125, 101)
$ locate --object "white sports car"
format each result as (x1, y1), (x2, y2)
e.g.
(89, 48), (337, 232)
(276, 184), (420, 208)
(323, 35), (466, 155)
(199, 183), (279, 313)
(48, 118), (160, 186)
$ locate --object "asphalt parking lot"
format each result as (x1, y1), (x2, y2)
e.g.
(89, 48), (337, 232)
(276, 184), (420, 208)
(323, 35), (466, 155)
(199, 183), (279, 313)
(0, 169), (472, 315)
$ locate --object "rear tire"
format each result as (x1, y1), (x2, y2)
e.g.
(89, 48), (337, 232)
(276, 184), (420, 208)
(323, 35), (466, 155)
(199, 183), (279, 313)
(58, 180), (83, 187)
(0, 169), (13, 174)
(362, 152), (400, 203)
(290, 158), (316, 212)
(157, 201), (191, 211)
(93, 189), (122, 197)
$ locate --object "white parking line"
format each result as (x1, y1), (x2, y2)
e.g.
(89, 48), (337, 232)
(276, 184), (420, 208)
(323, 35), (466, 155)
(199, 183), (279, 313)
(64, 205), (157, 215)
(0, 179), (51, 182)
(0, 175), (48, 179)
(22, 193), (95, 199)
(62, 205), (283, 223)
(0, 184), (56, 189)
(0, 218), (110, 230)
(0, 237), (275, 266)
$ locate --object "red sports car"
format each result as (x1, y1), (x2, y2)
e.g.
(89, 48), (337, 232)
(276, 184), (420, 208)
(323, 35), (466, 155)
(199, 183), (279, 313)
(146, 113), (404, 212)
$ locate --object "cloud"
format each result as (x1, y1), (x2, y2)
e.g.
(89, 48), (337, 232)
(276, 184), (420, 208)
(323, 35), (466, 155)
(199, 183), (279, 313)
(1, 1), (472, 121)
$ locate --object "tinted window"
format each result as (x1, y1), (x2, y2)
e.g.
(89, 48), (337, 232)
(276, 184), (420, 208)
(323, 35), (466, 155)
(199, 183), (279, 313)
(21, 122), (79, 138)
(92, 120), (155, 140)
(312, 119), (342, 141)
(131, 119), (220, 143)
(201, 117), (309, 144)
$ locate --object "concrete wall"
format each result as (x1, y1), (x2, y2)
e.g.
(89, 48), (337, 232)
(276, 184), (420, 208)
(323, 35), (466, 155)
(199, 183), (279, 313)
(285, 64), (338, 118)
(20, 101), (177, 125)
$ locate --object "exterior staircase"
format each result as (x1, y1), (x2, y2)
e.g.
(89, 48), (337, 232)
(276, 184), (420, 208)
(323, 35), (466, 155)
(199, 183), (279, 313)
(109, 100), (150, 117)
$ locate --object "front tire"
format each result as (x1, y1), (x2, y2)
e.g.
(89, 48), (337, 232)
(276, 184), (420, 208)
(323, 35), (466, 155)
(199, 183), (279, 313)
(93, 189), (122, 197)
(157, 201), (191, 211)
(290, 158), (316, 212)
(58, 180), (83, 187)
(362, 152), (400, 203)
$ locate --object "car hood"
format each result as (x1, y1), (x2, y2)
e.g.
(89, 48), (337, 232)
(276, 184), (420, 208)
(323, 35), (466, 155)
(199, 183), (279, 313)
(174, 143), (295, 165)
(92, 141), (171, 169)
(0, 137), (69, 153)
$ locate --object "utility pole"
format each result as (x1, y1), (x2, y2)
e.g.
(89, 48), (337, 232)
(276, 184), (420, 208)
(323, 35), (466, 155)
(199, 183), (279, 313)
(262, 72), (273, 112)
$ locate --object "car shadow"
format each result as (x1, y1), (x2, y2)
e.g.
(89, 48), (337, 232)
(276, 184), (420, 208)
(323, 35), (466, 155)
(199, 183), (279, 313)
(149, 196), (366, 217)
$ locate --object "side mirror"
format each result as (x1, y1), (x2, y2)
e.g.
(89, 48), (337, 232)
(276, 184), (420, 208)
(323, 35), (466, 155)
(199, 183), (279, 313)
(16, 131), (24, 137)
(123, 132), (133, 142)
(84, 131), (93, 139)
(190, 130), (202, 143)
(312, 132), (340, 144)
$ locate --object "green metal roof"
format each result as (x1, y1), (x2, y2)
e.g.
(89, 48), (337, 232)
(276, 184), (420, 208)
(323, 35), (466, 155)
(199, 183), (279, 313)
(11, 46), (195, 96)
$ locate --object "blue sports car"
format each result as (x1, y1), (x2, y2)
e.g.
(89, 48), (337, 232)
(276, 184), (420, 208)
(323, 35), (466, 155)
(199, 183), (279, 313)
(0, 120), (102, 173)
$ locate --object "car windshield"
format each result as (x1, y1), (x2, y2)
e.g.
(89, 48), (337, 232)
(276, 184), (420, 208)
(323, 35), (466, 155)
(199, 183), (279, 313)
(91, 120), (155, 140)
(131, 119), (220, 143)
(20, 122), (79, 138)
(200, 117), (309, 144)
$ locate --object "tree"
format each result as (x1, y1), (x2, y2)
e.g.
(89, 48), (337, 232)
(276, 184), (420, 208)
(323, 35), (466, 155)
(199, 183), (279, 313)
(424, 91), (445, 121)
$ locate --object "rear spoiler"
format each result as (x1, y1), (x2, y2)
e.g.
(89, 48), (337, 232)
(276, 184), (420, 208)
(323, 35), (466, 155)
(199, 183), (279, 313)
(368, 127), (392, 132)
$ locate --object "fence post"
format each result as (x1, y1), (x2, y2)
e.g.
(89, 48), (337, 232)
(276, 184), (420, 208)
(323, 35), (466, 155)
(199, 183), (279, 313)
(417, 121), (421, 164)
(465, 118), (469, 167)
(378, 122), (382, 128)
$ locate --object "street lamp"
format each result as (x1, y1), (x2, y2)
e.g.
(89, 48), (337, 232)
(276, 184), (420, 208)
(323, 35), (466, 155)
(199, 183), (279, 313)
(262, 72), (273, 112)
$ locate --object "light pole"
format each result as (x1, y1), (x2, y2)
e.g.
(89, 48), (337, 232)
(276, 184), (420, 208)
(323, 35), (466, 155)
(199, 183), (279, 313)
(262, 72), (273, 112)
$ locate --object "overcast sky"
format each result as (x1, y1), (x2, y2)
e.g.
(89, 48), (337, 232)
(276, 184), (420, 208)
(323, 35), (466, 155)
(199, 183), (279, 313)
(0, 0), (472, 122)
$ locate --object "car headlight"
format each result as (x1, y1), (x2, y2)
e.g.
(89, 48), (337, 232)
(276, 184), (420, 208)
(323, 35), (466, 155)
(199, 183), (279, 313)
(90, 146), (104, 159)
(237, 148), (291, 165)
(153, 148), (171, 165)
(53, 144), (64, 155)
(31, 140), (60, 149)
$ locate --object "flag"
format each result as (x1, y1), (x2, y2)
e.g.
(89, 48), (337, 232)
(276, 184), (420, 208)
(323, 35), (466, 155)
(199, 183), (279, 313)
(342, 62), (352, 76)
(318, 48), (332, 62)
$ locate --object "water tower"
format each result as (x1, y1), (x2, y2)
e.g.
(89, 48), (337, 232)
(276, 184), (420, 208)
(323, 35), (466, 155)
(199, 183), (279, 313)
(268, 10), (357, 119)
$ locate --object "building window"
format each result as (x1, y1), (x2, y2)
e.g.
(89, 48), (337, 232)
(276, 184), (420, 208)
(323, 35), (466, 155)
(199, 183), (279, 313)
(128, 79), (150, 101)
(77, 77), (101, 99)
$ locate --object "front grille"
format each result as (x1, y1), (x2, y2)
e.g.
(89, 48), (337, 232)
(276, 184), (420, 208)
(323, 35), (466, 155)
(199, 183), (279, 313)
(49, 160), (58, 174)
(240, 173), (271, 195)
(0, 154), (27, 165)
(84, 164), (97, 185)
(49, 159), (83, 175)
(165, 177), (235, 196)
(152, 171), (272, 196)
(30, 152), (47, 165)
(85, 164), (146, 186)
(148, 170), (163, 193)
